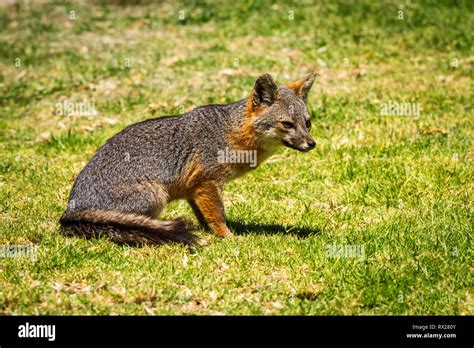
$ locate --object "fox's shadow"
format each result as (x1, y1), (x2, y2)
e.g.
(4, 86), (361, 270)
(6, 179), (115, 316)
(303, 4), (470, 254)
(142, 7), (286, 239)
(227, 220), (321, 238)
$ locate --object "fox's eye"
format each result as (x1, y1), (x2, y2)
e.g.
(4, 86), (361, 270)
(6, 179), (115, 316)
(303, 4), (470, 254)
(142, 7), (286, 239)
(281, 121), (295, 129)
(305, 120), (311, 129)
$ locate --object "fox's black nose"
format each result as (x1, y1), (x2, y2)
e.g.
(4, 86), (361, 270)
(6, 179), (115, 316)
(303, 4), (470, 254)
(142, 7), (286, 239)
(307, 139), (316, 149)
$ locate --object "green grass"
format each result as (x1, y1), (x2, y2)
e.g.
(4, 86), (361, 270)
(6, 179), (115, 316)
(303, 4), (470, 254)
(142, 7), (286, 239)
(0, 0), (472, 315)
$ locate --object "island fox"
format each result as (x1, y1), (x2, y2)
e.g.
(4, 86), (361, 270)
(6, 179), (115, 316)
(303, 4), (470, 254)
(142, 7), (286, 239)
(60, 73), (317, 245)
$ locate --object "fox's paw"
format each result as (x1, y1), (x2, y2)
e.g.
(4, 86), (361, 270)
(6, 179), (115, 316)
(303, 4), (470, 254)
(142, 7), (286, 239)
(215, 227), (233, 239)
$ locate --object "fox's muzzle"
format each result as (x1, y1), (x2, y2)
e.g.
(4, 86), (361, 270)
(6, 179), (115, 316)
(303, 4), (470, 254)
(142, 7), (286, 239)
(283, 135), (316, 152)
(301, 137), (316, 152)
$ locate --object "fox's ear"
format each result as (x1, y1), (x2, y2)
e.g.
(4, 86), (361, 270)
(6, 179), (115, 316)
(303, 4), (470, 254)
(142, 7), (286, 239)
(250, 73), (278, 109)
(287, 72), (317, 102)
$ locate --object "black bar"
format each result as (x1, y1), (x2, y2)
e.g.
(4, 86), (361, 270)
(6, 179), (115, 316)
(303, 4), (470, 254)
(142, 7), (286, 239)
(0, 316), (472, 346)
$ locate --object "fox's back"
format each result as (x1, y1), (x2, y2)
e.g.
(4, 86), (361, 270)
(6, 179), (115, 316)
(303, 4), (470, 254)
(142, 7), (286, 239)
(67, 102), (243, 209)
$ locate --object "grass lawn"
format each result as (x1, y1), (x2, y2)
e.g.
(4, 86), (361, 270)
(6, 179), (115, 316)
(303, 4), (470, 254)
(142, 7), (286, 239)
(0, 0), (472, 315)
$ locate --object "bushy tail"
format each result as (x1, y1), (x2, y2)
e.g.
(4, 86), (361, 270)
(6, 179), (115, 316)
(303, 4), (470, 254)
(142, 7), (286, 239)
(59, 210), (198, 246)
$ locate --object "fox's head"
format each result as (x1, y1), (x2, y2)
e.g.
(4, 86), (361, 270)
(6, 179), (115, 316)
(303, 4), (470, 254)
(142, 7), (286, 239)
(247, 73), (317, 152)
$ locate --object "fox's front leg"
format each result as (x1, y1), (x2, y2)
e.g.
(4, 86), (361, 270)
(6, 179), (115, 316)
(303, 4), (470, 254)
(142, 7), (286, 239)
(187, 198), (208, 229)
(190, 181), (233, 238)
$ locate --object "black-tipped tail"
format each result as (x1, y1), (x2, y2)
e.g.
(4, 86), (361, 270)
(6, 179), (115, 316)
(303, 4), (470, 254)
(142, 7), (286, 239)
(59, 210), (198, 246)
